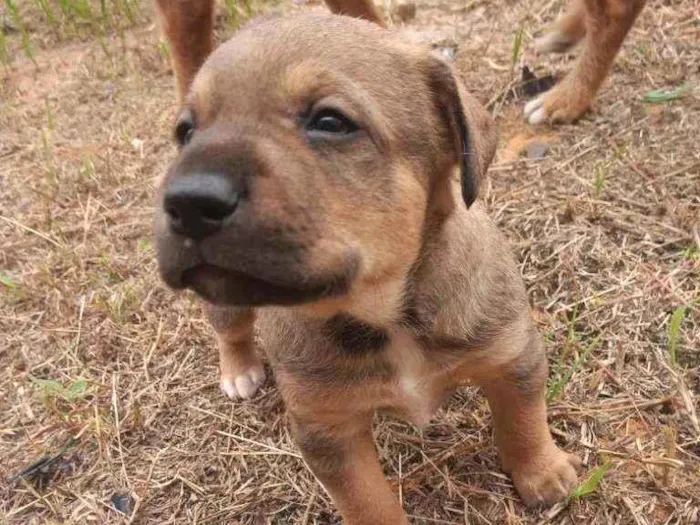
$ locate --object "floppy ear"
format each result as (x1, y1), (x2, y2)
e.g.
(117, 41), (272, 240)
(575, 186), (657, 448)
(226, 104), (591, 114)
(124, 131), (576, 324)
(426, 56), (497, 208)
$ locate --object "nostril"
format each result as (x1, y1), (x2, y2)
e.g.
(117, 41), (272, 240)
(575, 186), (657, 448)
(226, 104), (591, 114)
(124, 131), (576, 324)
(165, 205), (182, 221)
(163, 173), (240, 239)
(199, 197), (237, 223)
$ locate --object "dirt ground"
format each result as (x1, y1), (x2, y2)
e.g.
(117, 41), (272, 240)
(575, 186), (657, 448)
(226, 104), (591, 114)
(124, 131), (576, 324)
(1, 0), (698, 523)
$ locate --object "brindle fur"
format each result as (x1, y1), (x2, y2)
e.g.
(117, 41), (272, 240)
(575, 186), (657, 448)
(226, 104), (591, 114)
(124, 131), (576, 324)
(152, 11), (581, 524)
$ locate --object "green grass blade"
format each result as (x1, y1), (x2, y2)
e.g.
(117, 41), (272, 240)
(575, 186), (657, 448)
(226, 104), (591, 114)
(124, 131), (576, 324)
(0, 23), (9, 66)
(5, 0), (35, 63)
(34, 0), (57, 28)
(667, 305), (687, 366)
(511, 26), (523, 72)
(570, 460), (613, 500)
(547, 334), (601, 403)
(644, 83), (692, 103)
(225, 0), (239, 29)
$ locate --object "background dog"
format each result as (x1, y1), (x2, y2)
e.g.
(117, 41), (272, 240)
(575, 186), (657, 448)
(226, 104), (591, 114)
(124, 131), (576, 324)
(153, 13), (581, 523)
(155, 0), (647, 124)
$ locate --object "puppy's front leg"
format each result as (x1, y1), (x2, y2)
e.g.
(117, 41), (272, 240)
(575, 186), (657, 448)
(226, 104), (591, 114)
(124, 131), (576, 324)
(290, 413), (408, 525)
(479, 335), (580, 506)
(204, 304), (265, 400)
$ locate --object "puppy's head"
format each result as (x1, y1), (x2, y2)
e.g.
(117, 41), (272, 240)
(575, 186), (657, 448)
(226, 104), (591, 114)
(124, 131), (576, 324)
(154, 14), (496, 307)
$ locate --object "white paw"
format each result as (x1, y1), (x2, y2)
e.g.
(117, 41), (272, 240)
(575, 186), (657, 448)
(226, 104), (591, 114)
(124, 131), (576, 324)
(220, 364), (265, 400)
(524, 95), (548, 125)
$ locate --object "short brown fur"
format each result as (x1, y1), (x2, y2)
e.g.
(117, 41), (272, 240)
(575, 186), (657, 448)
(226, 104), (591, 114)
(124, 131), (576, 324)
(155, 0), (646, 124)
(527, 0), (647, 123)
(153, 13), (581, 523)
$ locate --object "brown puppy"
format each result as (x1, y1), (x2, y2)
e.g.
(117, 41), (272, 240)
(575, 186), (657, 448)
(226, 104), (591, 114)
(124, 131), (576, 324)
(525, 0), (647, 123)
(154, 0), (646, 124)
(153, 13), (580, 523)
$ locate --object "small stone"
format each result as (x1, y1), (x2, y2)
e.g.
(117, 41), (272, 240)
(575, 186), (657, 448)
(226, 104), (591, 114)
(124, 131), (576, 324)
(439, 46), (457, 61)
(524, 141), (549, 159)
(103, 82), (116, 100)
(110, 493), (135, 516)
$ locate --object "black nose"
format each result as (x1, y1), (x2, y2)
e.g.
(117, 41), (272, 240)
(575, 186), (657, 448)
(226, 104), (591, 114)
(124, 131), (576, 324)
(164, 173), (240, 239)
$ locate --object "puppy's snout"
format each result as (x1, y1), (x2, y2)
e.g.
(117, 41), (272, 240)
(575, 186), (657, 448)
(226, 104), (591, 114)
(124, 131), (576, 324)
(164, 173), (240, 240)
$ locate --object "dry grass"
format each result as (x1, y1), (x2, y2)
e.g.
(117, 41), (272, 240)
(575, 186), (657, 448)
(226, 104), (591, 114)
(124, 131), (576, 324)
(1, 0), (699, 523)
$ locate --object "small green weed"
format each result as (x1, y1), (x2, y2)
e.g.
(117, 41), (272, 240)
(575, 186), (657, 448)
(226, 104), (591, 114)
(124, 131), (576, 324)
(644, 83), (692, 103)
(0, 273), (18, 289)
(568, 459), (613, 501)
(30, 377), (90, 403)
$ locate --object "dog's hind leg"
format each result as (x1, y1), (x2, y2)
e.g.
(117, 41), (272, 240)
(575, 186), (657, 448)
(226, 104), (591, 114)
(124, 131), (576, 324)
(535, 0), (587, 54)
(154, 0), (384, 103)
(323, 0), (386, 26)
(204, 305), (265, 400)
(525, 0), (646, 124)
(154, 0), (215, 102)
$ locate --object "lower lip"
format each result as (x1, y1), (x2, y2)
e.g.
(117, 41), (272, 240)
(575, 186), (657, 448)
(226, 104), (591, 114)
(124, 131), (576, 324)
(180, 263), (351, 307)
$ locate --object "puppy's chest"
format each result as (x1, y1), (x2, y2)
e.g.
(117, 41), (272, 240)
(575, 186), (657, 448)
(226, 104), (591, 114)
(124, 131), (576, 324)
(261, 311), (461, 425)
(382, 329), (462, 425)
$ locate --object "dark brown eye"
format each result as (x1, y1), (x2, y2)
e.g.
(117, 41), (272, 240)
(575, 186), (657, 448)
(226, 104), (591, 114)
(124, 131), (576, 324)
(307, 109), (358, 136)
(175, 111), (195, 146)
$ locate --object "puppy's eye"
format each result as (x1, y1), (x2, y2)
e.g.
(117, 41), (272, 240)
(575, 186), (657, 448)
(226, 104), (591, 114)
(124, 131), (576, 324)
(174, 113), (195, 147)
(307, 109), (358, 135)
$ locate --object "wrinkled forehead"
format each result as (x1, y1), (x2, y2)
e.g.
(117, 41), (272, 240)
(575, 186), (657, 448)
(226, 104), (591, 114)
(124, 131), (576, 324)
(188, 15), (426, 118)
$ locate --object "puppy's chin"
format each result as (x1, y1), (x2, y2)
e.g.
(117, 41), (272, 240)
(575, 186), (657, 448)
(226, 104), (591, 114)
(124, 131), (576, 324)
(178, 263), (356, 307)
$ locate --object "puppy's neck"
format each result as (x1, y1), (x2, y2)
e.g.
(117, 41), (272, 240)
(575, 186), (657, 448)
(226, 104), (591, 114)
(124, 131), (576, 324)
(294, 273), (407, 326)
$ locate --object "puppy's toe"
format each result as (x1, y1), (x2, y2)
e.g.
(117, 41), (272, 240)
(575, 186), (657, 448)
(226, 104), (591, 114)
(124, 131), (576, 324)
(220, 364), (266, 400)
(524, 82), (592, 125)
(523, 96), (545, 124)
(512, 448), (581, 507)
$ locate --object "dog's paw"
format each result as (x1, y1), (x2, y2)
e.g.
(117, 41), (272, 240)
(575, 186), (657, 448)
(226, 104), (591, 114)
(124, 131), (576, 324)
(523, 82), (592, 125)
(511, 447), (581, 507)
(534, 30), (579, 54)
(220, 363), (265, 400)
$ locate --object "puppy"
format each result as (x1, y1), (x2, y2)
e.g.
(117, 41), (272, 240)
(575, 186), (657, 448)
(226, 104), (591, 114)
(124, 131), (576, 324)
(153, 13), (580, 523)
(154, 0), (646, 124)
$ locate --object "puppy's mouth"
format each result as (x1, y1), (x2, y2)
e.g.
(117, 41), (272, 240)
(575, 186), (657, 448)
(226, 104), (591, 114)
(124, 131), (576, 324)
(177, 262), (354, 307)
